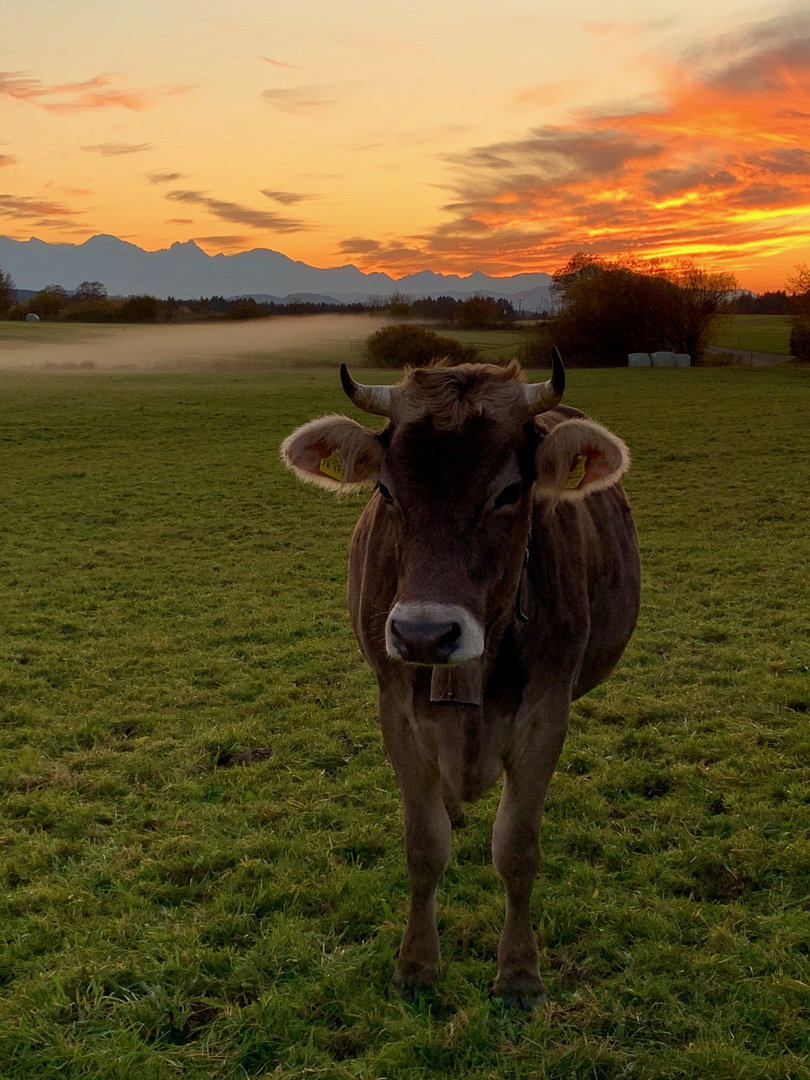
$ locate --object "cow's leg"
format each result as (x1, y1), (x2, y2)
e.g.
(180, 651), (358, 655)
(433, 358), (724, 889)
(491, 703), (568, 1010)
(393, 780), (452, 1000)
(380, 697), (452, 1001)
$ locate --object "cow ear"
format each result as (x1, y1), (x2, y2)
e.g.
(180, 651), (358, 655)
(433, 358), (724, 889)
(535, 418), (630, 501)
(281, 414), (384, 493)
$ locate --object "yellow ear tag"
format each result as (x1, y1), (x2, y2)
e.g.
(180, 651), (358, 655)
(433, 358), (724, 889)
(319, 451), (345, 482)
(565, 454), (588, 490)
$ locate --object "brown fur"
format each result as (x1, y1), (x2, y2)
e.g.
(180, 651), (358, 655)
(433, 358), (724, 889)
(391, 360), (528, 430)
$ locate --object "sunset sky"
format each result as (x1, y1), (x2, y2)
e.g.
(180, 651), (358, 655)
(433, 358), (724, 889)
(2, 0), (809, 291)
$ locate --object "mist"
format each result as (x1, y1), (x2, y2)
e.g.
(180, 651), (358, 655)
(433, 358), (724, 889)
(0, 314), (393, 372)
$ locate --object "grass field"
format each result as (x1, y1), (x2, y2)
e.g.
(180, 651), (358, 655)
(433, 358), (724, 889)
(2, 363), (810, 1079)
(709, 315), (792, 356)
(0, 322), (132, 347)
(0, 314), (794, 368)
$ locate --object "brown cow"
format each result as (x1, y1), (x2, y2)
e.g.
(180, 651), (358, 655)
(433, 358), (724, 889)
(281, 353), (640, 1009)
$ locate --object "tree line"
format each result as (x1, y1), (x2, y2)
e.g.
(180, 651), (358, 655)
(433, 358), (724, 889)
(0, 272), (525, 326)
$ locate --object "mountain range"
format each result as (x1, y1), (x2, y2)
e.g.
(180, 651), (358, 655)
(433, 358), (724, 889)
(0, 235), (553, 309)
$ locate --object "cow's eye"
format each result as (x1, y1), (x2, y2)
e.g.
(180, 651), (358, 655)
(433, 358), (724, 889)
(494, 483), (522, 508)
(378, 482), (394, 503)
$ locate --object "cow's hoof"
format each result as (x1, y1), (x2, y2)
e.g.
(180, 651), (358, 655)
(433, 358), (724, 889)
(492, 976), (548, 1012)
(392, 969), (436, 1004)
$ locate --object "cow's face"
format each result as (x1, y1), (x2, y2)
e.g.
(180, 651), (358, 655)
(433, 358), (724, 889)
(377, 413), (536, 665)
(281, 361), (629, 667)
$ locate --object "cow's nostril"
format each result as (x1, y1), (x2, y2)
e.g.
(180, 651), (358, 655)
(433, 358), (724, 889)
(389, 618), (461, 664)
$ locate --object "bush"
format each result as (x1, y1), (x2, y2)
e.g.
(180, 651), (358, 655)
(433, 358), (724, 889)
(62, 298), (123, 322)
(225, 298), (271, 320)
(518, 322), (554, 367)
(458, 295), (514, 329)
(28, 288), (68, 320)
(789, 323), (810, 362)
(365, 324), (479, 368)
(120, 295), (163, 322)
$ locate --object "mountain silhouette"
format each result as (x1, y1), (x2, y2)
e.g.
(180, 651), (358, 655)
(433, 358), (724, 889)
(0, 235), (553, 308)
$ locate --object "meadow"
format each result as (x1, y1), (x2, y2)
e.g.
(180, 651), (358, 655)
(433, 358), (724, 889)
(709, 316), (792, 356)
(1, 358), (809, 1079)
(0, 313), (792, 371)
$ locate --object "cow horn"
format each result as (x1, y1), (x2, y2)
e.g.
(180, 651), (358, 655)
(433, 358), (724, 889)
(523, 346), (565, 414)
(340, 363), (393, 417)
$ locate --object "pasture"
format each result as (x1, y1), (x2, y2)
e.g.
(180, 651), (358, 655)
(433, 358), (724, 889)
(710, 316), (792, 357)
(1, 361), (809, 1079)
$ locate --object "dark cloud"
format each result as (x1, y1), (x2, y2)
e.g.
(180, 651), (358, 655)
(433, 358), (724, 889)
(194, 235), (252, 247)
(337, 237), (381, 253)
(261, 189), (317, 205)
(0, 193), (78, 219)
(82, 143), (151, 156)
(149, 171), (187, 184)
(166, 189), (308, 232)
(645, 168), (739, 198)
(747, 149), (810, 176)
(449, 129), (661, 182)
(689, 11), (810, 93)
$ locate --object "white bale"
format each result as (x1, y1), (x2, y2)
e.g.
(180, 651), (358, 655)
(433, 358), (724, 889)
(651, 351), (676, 367)
(628, 352), (651, 367)
(673, 353), (691, 367)
(25, 312), (40, 322)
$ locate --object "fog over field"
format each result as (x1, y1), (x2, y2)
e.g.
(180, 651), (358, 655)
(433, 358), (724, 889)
(0, 314), (391, 372)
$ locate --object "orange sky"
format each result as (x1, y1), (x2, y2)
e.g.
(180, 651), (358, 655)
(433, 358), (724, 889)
(2, 1), (809, 292)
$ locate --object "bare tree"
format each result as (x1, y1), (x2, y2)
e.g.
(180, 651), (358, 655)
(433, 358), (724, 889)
(664, 260), (737, 363)
(75, 280), (108, 302)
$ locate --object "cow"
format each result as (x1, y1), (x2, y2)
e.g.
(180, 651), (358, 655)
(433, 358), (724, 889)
(281, 352), (640, 1009)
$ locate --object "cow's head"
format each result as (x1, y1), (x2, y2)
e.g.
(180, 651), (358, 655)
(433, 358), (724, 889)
(281, 354), (629, 669)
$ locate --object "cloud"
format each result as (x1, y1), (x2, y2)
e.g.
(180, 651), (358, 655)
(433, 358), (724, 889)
(260, 56), (299, 70)
(0, 193), (82, 230)
(166, 217), (194, 225)
(260, 86), (335, 113)
(0, 70), (193, 113)
(0, 155), (16, 168)
(352, 13), (810, 276)
(165, 189), (308, 232)
(194, 235), (254, 250)
(337, 237), (381, 254)
(148, 171), (187, 184)
(82, 143), (151, 156)
(261, 189), (318, 205)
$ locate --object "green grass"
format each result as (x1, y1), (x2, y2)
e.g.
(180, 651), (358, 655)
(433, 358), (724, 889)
(1, 365), (810, 1078)
(710, 315), (791, 355)
(436, 328), (527, 362)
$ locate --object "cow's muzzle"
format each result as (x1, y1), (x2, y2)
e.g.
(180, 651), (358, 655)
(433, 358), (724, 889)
(386, 603), (484, 666)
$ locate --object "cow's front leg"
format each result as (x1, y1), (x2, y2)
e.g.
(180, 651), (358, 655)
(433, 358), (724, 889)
(393, 780), (451, 1000)
(491, 703), (568, 1010)
(381, 698), (452, 1001)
